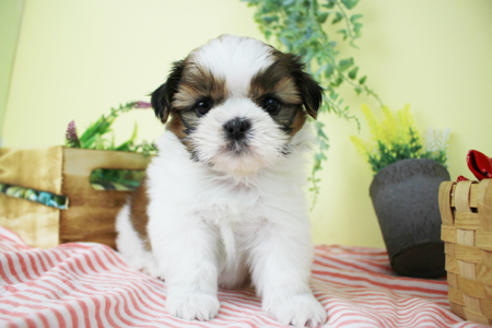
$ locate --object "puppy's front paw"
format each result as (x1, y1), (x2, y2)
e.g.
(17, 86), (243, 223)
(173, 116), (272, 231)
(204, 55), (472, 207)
(166, 292), (220, 321)
(267, 294), (326, 328)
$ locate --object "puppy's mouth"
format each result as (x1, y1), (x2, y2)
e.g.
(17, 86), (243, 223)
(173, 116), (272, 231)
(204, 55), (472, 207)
(224, 139), (250, 155)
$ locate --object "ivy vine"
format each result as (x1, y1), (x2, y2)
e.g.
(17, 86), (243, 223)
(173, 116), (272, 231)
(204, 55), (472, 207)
(242, 0), (382, 205)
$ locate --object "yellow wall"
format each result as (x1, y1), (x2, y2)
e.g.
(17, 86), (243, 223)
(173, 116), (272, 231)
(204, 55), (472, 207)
(3, 0), (492, 247)
(0, 0), (23, 145)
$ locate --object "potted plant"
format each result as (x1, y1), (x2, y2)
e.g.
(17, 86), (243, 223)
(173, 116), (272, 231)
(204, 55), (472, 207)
(351, 104), (450, 278)
(0, 101), (156, 249)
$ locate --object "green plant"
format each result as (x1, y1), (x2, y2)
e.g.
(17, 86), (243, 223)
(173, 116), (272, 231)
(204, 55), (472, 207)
(242, 0), (382, 203)
(351, 104), (449, 175)
(65, 101), (157, 156)
(65, 101), (157, 189)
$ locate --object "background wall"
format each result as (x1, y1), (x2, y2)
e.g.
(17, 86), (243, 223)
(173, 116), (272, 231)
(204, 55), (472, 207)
(2, 0), (492, 247)
(0, 0), (23, 146)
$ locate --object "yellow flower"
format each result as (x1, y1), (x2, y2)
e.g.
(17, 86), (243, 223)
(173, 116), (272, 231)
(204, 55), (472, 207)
(350, 135), (369, 158)
(380, 105), (397, 148)
(361, 104), (383, 143)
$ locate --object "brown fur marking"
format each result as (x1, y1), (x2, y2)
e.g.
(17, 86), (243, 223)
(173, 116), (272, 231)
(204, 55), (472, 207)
(166, 114), (187, 140)
(249, 59), (302, 106)
(289, 109), (307, 136)
(172, 64), (227, 110)
(129, 178), (151, 250)
(249, 52), (311, 135)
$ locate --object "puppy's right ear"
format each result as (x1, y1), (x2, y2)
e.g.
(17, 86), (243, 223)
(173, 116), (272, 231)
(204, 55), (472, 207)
(151, 60), (185, 124)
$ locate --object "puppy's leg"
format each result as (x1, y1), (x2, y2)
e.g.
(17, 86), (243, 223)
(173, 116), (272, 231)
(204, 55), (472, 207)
(249, 221), (326, 328)
(150, 216), (220, 321)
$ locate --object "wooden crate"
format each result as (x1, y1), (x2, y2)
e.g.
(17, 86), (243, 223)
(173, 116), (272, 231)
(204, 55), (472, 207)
(0, 146), (150, 249)
(438, 179), (492, 325)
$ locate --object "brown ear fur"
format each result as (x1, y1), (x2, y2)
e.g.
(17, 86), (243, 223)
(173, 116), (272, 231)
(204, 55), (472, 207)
(150, 60), (185, 123)
(278, 53), (323, 119)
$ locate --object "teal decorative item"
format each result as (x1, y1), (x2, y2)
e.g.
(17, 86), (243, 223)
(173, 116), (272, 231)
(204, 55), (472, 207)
(0, 183), (68, 210)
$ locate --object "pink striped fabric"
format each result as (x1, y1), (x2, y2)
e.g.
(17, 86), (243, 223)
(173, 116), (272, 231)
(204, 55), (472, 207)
(0, 227), (486, 328)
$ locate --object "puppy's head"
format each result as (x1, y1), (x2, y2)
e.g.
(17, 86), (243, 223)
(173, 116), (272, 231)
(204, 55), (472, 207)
(151, 35), (322, 176)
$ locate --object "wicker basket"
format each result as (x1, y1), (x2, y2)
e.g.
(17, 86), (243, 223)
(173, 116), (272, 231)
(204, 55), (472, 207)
(438, 179), (492, 325)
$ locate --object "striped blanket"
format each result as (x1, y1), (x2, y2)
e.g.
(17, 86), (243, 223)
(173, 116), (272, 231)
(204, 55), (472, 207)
(0, 227), (485, 328)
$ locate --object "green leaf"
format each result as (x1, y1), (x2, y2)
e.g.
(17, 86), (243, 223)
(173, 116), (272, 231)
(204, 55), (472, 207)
(331, 75), (343, 87)
(262, 15), (278, 24)
(337, 29), (348, 40)
(359, 75), (367, 84)
(348, 66), (359, 79)
(341, 0), (359, 10)
(322, 0), (336, 9)
(316, 12), (329, 24)
(324, 63), (334, 77)
(331, 12), (343, 24)
(350, 14), (363, 23)
(338, 57), (354, 71)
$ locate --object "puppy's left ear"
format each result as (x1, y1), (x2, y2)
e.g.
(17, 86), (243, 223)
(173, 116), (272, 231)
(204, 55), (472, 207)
(151, 60), (185, 124)
(296, 70), (323, 120)
(283, 53), (323, 119)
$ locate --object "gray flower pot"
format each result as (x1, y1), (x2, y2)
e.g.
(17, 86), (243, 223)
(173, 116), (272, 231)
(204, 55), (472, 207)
(369, 158), (450, 278)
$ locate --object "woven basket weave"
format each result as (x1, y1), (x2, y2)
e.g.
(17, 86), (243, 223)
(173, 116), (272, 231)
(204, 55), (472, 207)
(439, 179), (492, 325)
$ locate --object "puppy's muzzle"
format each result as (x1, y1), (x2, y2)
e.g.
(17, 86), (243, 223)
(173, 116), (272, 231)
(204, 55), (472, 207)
(223, 117), (251, 141)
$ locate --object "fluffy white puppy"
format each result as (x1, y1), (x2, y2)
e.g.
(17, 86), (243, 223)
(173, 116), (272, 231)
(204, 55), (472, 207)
(116, 35), (327, 327)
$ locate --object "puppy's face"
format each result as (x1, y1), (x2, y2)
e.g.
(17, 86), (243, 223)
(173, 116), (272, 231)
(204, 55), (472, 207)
(151, 35), (322, 175)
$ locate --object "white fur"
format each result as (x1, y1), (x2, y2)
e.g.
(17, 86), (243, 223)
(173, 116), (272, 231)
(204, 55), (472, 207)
(191, 97), (287, 175)
(191, 35), (274, 96)
(116, 35), (326, 328)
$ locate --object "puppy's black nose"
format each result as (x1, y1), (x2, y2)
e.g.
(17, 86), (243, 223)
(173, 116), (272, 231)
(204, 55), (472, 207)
(223, 117), (251, 141)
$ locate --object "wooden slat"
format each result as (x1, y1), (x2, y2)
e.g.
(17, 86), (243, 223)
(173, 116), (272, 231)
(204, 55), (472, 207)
(0, 146), (63, 194)
(455, 181), (473, 212)
(476, 231), (492, 251)
(63, 147), (150, 175)
(458, 261), (476, 280)
(451, 182), (479, 209)
(448, 286), (464, 305)
(482, 250), (492, 268)
(442, 225), (457, 243)
(455, 212), (481, 230)
(463, 308), (490, 325)
(486, 285), (492, 298)
(439, 182), (455, 225)
(477, 264), (492, 286)
(446, 256), (458, 274)
(455, 244), (482, 263)
(477, 179), (492, 213)
(457, 229), (475, 246)
(445, 242), (456, 256)
(458, 276), (486, 299)
(482, 299), (492, 317)
(448, 272), (458, 287)
(477, 180), (492, 232)
(464, 294), (482, 313)
(450, 303), (465, 319)
(61, 148), (151, 248)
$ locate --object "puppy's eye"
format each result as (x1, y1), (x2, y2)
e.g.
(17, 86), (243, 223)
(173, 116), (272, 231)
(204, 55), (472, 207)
(194, 98), (213, 117)
(261, 96), (281, 115)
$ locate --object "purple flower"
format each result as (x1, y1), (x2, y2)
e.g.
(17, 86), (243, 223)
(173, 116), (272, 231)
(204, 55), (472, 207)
(131, 101), (151, 109)
(65, 120), (81, 147)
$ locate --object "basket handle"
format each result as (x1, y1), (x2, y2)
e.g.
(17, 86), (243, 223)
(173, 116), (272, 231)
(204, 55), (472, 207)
(62, 147), (151, 196)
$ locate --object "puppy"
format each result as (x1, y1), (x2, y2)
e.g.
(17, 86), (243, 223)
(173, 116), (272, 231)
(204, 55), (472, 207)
(116, 35), (326, 327)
